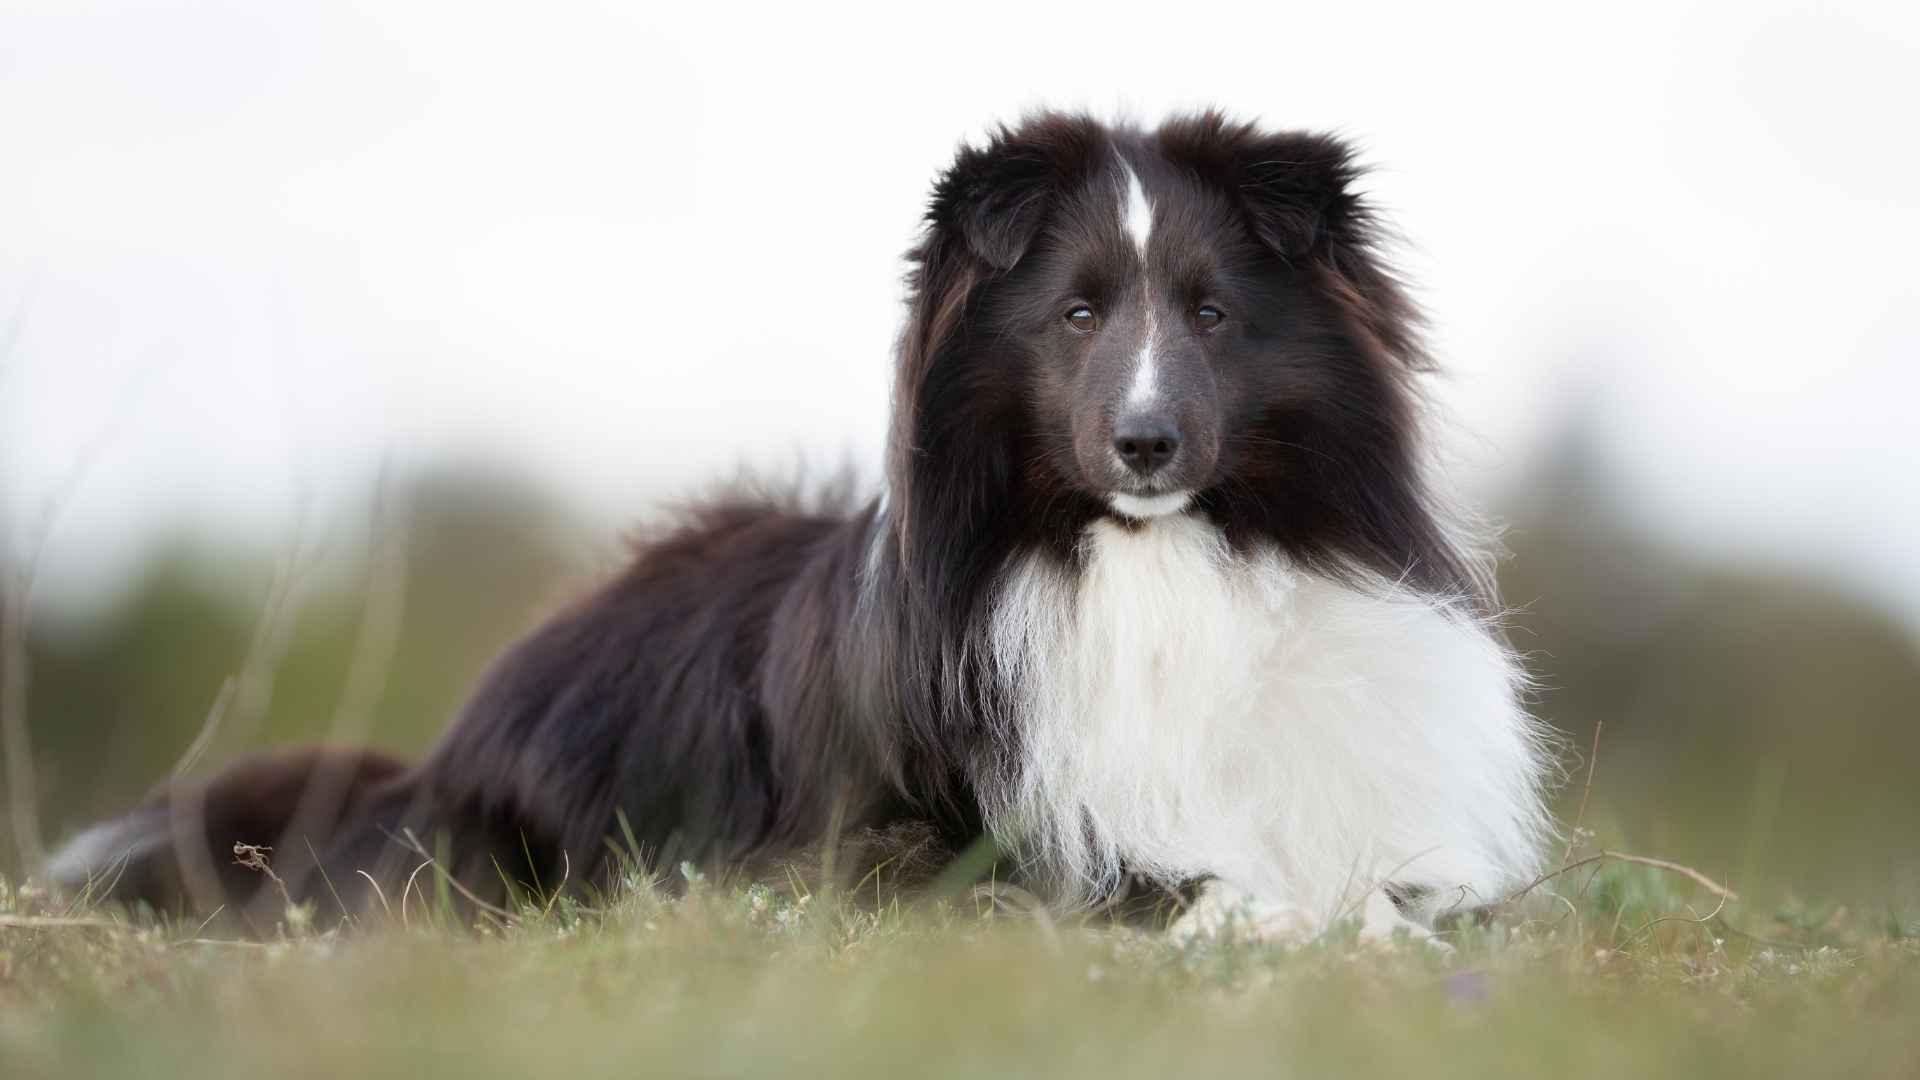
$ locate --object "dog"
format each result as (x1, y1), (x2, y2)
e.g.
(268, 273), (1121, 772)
(47, 111), (1556, 941)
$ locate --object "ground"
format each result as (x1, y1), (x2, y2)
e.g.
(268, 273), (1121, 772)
(2, 852), (1915, 1079)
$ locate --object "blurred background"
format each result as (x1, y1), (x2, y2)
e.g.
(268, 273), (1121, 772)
(3, 1), (1915, 908)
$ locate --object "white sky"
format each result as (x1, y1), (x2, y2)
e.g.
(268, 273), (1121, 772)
(3, 1), (1918, 620)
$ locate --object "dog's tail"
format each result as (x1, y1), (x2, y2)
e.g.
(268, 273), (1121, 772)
(43, 746), (416, 924)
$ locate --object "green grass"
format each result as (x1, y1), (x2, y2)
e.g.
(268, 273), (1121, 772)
(3, 856), (1916, 1079)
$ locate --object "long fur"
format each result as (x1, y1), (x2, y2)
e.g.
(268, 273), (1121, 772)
(45, 110), (1555, 935)
(987, 518), (1550, 918)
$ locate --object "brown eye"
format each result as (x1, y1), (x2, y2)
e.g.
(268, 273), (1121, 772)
(1193, 305), (1225, 333)
(1065, 305), (1099, 334)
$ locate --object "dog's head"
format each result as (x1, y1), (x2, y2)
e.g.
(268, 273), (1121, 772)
(891, 112), (1480, 604)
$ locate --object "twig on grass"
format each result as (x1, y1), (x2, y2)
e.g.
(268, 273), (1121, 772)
(1499, 719), (1738, 926)
(232, 842), (296, 915)
(1500, 850), (1741, 910)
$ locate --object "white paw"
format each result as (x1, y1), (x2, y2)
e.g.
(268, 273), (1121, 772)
(1171, 882), (1452, 954)
(1169, 881), (1317, 946)
(1355, 889), (1453, 954)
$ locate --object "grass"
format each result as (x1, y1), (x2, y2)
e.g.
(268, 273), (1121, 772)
(2, 853), (1916, 1079)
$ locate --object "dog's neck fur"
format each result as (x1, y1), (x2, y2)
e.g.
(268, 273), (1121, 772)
(979, 512), (1553, 922)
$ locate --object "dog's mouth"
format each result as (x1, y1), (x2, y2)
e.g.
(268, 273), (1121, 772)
(1094, 462), (1205, 521)
(1106, 489), (1192, 520)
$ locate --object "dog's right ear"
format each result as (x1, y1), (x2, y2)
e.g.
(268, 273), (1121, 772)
(890, 114), (1100, 609)
(926, 113), (1102, 271)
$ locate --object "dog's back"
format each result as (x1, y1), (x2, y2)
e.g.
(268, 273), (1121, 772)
(44, 493), (940, 924)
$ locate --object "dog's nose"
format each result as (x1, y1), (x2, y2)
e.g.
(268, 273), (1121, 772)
(1112, 415), (1181, 476)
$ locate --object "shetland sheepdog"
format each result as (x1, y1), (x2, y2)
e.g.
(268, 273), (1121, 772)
(49, 111), (1555, 941)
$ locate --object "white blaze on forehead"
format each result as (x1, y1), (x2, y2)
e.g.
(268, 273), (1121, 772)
(1120, 159), (1161, 408)
(1121, 163), (1154, 256)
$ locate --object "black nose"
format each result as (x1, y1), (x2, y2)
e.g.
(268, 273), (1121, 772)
(1112, 416), (1181, 477)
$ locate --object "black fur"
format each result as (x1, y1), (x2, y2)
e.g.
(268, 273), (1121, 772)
(48, 111), (1483, 926)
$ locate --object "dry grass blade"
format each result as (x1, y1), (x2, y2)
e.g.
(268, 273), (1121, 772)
(390, 827), (516, 921)
(401, 859), (434, 928)
(275, 470), (413, 878)
(1557, 719), (1602, 868)
(355, 870), (394, 918)
(3, 344), (156, 869)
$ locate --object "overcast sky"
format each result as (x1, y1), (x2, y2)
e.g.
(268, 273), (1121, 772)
(3, 1), (1917, 621)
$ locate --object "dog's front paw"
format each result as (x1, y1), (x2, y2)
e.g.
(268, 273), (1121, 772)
(1170, 882), (1454, 953)
(1168, 881), (1317, 946)
(1355, 888), (1453, 955)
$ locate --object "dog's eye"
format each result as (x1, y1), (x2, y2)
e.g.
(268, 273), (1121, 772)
(1064, 305), (1099, 334)
(1193, 305), (1225, 333)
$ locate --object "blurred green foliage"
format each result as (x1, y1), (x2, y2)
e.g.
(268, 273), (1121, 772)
(10, 467), (596, 846)
(1501, 441), (1920, 905)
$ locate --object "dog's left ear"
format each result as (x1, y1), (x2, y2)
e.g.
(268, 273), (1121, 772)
(1158, 111), (1368, 261)
(1235, 132), (1367, 260)
(927, 112), (1103, 271)
(1160, 112), (1426, 370)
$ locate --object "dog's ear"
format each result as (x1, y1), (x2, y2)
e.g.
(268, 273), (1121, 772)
(1159, 112), (1426, 370)
(1157, 111), (1367, 260)
(894, 112), (1104, 450)
(927, 113), (1102, 271)
(889, 115), (1100, 611)
(1236, 132), (1367, 260)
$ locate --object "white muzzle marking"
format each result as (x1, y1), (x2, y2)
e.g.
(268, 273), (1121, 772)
(1109, 491), (1191, 519)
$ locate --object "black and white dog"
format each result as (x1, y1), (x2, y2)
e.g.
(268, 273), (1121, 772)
(49, 111), (1555, 941)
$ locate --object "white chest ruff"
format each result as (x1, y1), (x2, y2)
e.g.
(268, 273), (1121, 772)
(985, 515), (1552, 919)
